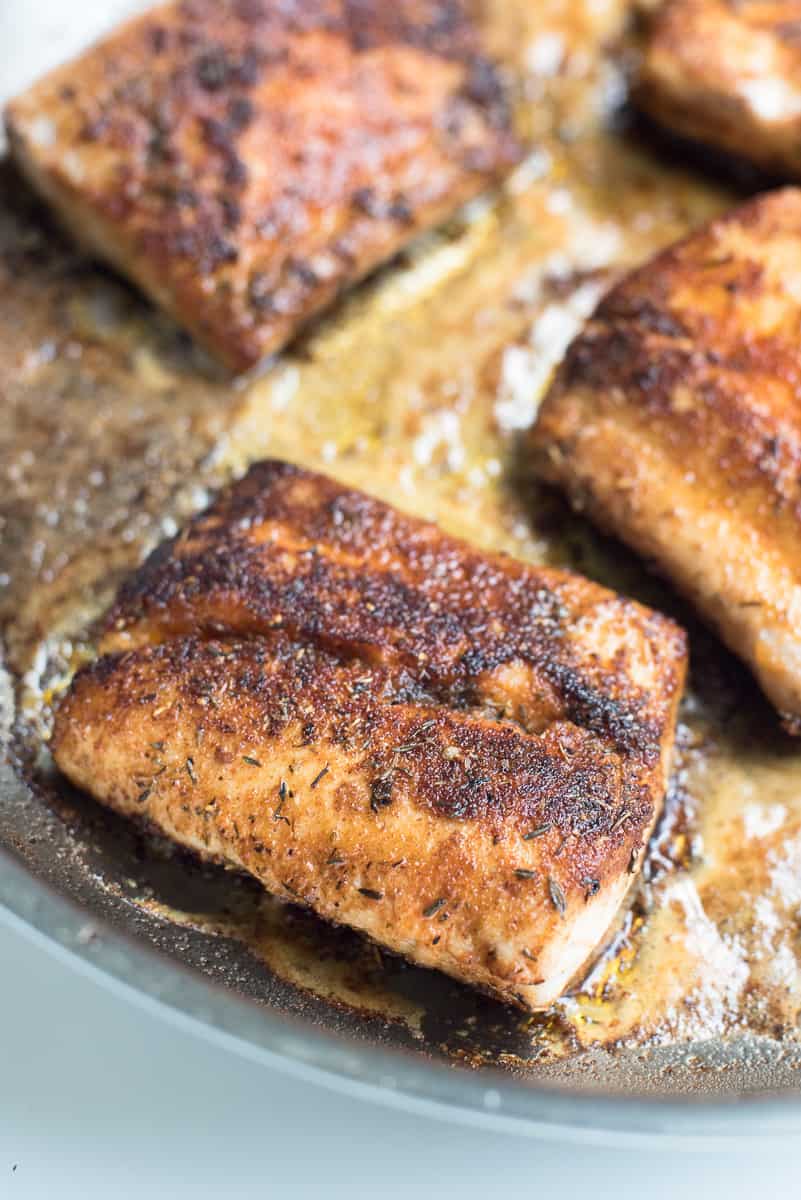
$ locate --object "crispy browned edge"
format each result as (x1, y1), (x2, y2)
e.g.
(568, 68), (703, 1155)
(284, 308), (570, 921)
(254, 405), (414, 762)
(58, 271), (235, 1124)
(636, 0), (801, 179)
(101, 459), (688, 762)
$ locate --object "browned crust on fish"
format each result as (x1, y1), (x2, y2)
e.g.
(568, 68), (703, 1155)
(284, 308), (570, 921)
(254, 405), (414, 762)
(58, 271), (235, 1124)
(637, 0), (801, 178)
(531, 187), (801, 731)
(52, 461), (687, 1008)
(100, 459), (686, 758)
(5, 0), (521, 371)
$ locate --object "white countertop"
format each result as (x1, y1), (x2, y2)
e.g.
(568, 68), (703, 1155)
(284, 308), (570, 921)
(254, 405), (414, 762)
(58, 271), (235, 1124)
(1, 915), (800, 1198)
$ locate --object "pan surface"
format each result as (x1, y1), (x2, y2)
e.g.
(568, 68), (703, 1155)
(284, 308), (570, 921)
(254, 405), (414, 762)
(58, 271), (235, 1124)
(4, 0), (801, 1142)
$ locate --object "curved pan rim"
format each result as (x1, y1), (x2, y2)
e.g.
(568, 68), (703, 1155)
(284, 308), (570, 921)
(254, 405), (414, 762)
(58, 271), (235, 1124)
(3, 838), (801, 1149)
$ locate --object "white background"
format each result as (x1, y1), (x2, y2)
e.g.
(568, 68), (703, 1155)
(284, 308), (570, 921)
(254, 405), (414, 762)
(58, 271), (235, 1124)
(2, 3), (801, 1194)
(2, 916), (801, 1198)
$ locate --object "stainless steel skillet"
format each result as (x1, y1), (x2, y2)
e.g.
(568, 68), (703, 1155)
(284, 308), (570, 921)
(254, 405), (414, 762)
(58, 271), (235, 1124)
(3, 0), (801, 1145)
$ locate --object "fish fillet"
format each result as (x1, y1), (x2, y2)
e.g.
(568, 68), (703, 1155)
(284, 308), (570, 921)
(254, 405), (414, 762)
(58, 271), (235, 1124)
(637, 0), (801, 178)
(4, 0), (520, 372)
(52, 461), (687, 1008)
(532, 188), (801, 731)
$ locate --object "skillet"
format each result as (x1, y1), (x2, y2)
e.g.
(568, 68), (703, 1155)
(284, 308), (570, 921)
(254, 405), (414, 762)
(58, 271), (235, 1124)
(4, 0), (801, 1142)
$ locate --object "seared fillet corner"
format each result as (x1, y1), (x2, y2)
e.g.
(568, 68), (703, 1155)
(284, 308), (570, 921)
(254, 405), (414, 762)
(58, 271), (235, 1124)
(637, 0), (801, 178)
(532, 188), (801, 732)
(4, 0), (520, 373)
(52, 461), (686, 1010)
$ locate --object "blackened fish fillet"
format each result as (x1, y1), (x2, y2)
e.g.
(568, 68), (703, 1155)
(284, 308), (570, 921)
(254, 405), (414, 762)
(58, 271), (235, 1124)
(532, 188), (801, 731)
(5, 0), (521, 371)
(53, 461), (687, 1008)
(637, 0), (801, 179)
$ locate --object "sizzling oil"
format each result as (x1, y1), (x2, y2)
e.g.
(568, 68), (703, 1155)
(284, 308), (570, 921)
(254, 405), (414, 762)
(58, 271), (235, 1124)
(3, 0), (801, 1065)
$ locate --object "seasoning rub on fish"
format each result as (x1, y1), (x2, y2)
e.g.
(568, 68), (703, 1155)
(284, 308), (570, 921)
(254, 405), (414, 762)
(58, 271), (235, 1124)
(636, 0), (801, 179)
(532, 188), (801, 732)
(4, 0), (521, 372)
(52, 461), (687, 1009)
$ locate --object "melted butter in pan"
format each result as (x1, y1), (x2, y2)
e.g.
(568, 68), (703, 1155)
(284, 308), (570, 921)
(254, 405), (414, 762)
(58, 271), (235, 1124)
(140, 893), (427, 1036)
(4, 0), (801, 1063)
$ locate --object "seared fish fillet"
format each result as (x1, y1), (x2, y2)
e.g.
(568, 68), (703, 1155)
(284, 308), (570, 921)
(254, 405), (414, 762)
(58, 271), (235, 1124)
(637, 0), (801, 178)
(4, 1), (520, 373)
(532, 188), (801, 732)
(53, 461), (687, 1009)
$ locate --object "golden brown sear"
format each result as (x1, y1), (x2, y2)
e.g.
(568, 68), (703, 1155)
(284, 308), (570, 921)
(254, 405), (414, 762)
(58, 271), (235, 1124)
(637, 0), (801, 178)
(52, 461), (687, 1009)
(4, 0), (520, 372)
(531, 188), (801, 732)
